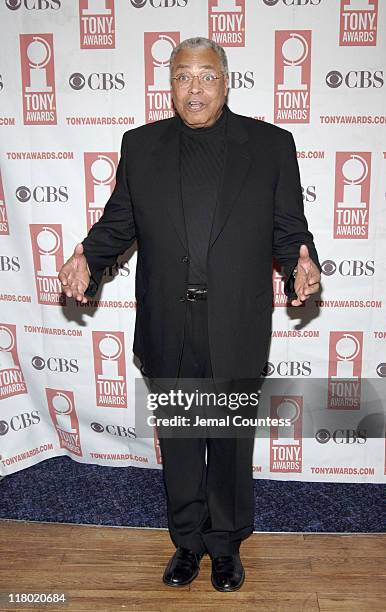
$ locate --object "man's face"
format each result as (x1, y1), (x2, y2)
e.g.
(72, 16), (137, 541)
(170, 47), (228, 129)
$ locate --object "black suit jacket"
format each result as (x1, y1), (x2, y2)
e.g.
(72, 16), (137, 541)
(82, 106), (320, 383)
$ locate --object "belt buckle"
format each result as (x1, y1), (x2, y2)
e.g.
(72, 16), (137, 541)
(186, 287), (207, 301)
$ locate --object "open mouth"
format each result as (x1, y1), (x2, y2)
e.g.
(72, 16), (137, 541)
(187, 101), (205, 112)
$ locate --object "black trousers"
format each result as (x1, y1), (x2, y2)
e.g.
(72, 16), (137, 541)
(154, 297), (256, 557)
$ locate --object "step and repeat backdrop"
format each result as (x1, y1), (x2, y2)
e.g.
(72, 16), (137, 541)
(1, 0), (385, 483)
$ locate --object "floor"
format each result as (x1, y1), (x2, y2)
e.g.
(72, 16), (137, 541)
(0, 520), (385, 611)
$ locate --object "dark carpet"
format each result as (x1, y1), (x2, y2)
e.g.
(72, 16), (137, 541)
(0, 456), (384, 532)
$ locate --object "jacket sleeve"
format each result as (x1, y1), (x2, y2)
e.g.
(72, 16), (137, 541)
(273, 130), (321, 299)
(81, 132), (136, 297)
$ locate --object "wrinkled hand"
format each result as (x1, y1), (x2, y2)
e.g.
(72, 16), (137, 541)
(58, 243), (90, 303)
(291, 244), (321, 307)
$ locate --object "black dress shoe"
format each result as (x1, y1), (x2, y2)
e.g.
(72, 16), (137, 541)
(163, 547), (204, 587)
(211, 553), (245, 592)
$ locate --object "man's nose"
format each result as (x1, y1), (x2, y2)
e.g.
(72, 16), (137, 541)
(189, 75), (203, 94)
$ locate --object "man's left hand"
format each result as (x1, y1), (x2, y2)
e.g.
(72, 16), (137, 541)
(291, 244), (321, 307)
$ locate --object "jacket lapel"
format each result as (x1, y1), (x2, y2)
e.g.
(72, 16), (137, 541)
(151, 118), (188, 251)
(208, 109), (251, 248)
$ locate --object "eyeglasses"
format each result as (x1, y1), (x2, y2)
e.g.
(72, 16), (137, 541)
(170, 72), (224, 88)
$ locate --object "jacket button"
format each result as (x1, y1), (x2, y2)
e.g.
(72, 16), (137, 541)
(181, 255), (189, 263)
(179, 296), (186, 302)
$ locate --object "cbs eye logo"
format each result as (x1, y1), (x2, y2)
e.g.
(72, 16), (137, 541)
(376, 363), (386, 377)
(5, 0), (22, 9)
(32, 356), (45, 370)
(261, 362), (275, 376)
(315, 428), (330, 444)
(326, 71), (342, 89)
(69, 73), (85, 90)
(16, 186), (31, 203)
(0, 420), (9, 435)
(130, 0), (147, 6)
(321, 260), (336, 276)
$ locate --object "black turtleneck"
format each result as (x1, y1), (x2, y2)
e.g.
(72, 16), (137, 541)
(179, 105), (227, 286)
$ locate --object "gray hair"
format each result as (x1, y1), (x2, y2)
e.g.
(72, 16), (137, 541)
(169, 37), (229, 75)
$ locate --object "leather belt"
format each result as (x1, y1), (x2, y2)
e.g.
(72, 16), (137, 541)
(186, 287), (208, 301)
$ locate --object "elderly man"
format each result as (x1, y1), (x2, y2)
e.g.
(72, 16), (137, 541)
(59, 37), (321, 592)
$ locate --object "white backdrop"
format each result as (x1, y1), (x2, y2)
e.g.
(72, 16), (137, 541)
(1, 0), (385, 483)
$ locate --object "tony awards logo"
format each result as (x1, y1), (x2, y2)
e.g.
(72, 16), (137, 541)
(271, 260), (303, 308)
(339, 0), (378, 46)
(328, 332), (363, 410)
(270, 396), (303, 473)
(20, 33), (57, 125)
(144, 32), (179, 123)
(272, 266), (286, 307)
(0, 324), (27, 400)
(46, 388), (82, 456)
(93, 331), (127, 408)
(79, 0), (115, 49)
(334, 153), (371, 239)
(274, 31), (311, 124)
(0, 170), (9, 235)
(208, 0), (245, 47)
(30, 224), (65, 305)
(84, 153), (117, 231)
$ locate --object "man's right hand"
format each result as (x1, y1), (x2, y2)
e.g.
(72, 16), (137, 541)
(58, 243), (90, 303)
